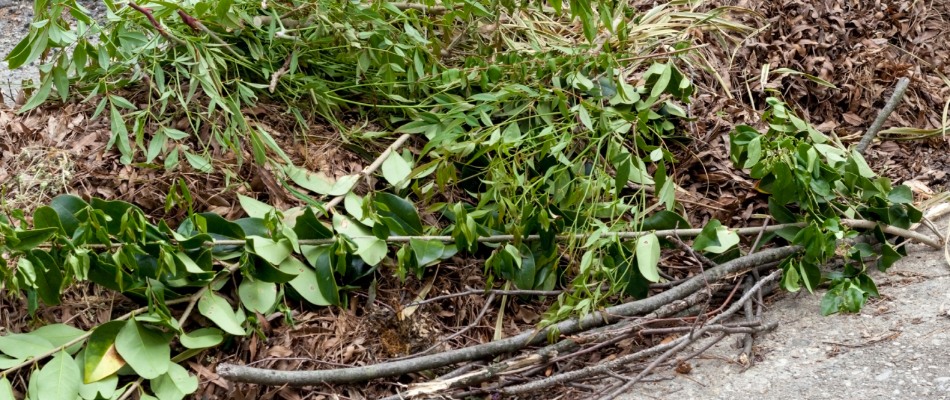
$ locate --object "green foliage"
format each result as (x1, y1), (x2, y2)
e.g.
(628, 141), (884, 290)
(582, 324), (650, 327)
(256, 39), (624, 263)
(0, 192), (445, 398)
(730, 97), (922, 315)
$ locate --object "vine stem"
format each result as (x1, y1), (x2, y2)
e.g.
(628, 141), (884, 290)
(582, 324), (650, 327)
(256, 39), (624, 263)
(59, 218), (943, 250)
(0, 297), (191, 377)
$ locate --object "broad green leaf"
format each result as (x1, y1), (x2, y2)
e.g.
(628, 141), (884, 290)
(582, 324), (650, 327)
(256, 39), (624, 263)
(11, 228), (58, 251)
(354, 237), (387, 266)
(641, 210), (689, 231)
(293, 207), (334, 239)
(409, 239), (445, 267)
(34, 350), (81, 400)
(49, 195), (88, 236)
(280, 254), (338, 306)
(635, 233), (661, 282)
(33, 206), (64, 235)
(114, 319), (170, 379)
(381, 153), (412, 187)
(333, 215), (387, 266)
(782, 262), (802, 293)
(373, 193), (423, 235)
(649, 63), (672, 99)
(237, 195), (276, 219)
(849, 150), (876, 178)
(887, 185), (914, 204)
(0, 333), (55, 360)
(692, 220), (740, 254)
(0, 355), (23, 369)
(0, 377), (13, 400)
(83, 321), (125, 383)
(33, 324), (85, 354)
(247, 236), (293, 265)
(150, 361), (198, 400)
(198, 291), (246, 335)
(344, 193), (374, 226)
(75, 350), (118, 400)
(179, 328), (223, 349)
(238, 278), (277, 314)
(285, 164), (359, 196)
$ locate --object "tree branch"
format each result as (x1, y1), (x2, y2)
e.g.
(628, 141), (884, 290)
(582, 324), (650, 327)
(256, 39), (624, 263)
(216, 246), (800, 386)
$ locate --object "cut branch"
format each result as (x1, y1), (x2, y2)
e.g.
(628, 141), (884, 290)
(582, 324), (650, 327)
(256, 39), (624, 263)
(855, 77), (911, 154)
(216, 246), (800, 386)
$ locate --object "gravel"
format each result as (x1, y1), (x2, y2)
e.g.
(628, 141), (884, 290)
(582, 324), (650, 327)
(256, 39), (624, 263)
(0, 0), (108, 104)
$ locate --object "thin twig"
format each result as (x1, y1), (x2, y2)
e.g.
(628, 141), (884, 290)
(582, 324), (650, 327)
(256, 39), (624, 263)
(855, 77), (911, 154)
(406, 288), (562, 307)
(129, 3), (187, 46)
(502, 270), (782, 397)
(597, 271), (782, 400)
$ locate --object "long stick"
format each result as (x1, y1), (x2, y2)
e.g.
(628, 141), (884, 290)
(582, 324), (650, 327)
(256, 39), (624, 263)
(215, 246), (799, 386)
(855, 77), (911, 154)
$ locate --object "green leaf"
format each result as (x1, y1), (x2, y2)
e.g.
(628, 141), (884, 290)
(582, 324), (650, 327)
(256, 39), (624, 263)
(198, 292), (246, 336)
(285, 164), (359, 196)
(0, 333), (55, 359)
(83, 321), (125, 383)
(49, 195), (88, 236)
(238, 278), (277, 314)
(247, 236), (293, 265)
(877, 243), (901, 271)
(692, 220), (740, 254)
(107, 105), (132, 164)
(0, 377), (14, 400)
(238, 195), (276, 219)
(333, 215), (387, 266)
(34, 350), (81, 400)
(33, 206), (64, 234)
(293, 207), (333, 239)
(641, 211), (689, 231)
(11, 228), (58, 251)
(150, 361), (198, 400)
(374, 193), (423, 235)
(381, 153), (413, 187)
(887, 185), (914, 204)
(649, 63), (672, 99)
(280, 255), (338, 306)
(0, 355), (23, 369)
(114, 319), (170, 379)
(782, 262), (801, 292)
(180, 328), (224, 350)
(33, 324), (85, 354)
(183, 151), (213, 173)
(849, 150), (876, 178)
(409, 239), (445, 267)
(635, 233), (661, 282)
(76, 350), (117, 400)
